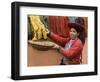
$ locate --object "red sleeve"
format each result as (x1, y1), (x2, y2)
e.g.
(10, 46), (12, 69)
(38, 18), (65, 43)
(50, 32), (68, 46)
(59, 40), (83, 58)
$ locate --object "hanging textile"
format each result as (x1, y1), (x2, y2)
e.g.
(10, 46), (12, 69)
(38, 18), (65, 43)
(49, 16), (70, 38)
(29, 16), (48, 41)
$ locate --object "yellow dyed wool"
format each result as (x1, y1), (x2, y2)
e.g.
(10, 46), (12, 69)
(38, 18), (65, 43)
(29, 16), (48, 41)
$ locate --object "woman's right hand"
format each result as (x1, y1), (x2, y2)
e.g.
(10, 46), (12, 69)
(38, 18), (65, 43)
(46, 29), (50, 36)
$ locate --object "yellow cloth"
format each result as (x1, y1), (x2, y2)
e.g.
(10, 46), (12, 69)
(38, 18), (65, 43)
(29, 16), (48, 41)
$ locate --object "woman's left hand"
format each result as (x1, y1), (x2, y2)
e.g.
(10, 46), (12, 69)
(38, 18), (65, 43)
(53, 44), (60, 49)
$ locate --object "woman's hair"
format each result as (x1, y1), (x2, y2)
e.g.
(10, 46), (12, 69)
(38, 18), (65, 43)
(79, 31), (85, 45)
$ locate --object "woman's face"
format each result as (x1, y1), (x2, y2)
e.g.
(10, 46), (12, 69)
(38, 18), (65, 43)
(69, 28), (79, 40)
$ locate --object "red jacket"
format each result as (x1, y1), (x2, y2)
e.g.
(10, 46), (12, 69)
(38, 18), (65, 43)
(50, 32), (83, 64)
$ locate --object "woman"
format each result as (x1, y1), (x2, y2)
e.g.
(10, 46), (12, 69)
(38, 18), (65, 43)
(47, 17), (85, 65)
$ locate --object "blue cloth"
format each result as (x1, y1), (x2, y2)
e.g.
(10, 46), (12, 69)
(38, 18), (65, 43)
(63, 40), (75, 61)
(68, 17), (77, 23)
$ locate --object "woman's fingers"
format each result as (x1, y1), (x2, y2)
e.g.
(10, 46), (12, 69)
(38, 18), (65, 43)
(53, 44), (59, 49)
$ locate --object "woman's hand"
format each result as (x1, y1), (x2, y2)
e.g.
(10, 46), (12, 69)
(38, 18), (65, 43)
(46, 30), (50, 35)
(53, 44), (60, 49)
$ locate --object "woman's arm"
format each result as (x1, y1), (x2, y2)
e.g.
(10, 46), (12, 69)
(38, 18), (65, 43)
(58, 39), (83, 58)
(49, 32), (68, 46)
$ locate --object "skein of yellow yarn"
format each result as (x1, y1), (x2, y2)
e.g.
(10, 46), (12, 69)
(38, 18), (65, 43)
(29, 16), (48, 41)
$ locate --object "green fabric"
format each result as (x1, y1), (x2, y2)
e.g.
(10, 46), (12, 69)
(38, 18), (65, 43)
(40, 16), (50, 30)
(28, 17), (33, 40)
